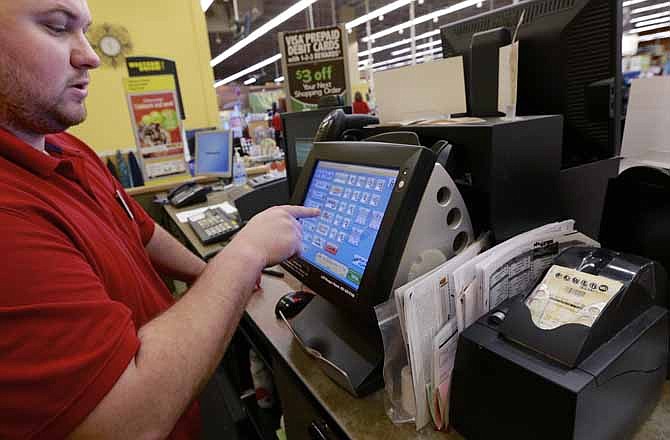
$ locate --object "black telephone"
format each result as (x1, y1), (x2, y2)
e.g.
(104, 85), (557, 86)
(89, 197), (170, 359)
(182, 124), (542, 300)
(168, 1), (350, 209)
(314, 109), (379, 142)
(167, 182), (211, 208)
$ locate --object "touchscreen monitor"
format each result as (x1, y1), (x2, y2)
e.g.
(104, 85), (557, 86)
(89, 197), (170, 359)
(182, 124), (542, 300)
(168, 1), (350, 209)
(299, 160), (399, 293)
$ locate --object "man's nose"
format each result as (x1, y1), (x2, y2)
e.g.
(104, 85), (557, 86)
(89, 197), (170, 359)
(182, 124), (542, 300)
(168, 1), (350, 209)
(71, 33), (101, 70)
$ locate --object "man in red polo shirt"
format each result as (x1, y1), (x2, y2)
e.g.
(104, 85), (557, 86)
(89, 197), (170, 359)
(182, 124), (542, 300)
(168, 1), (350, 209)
(0, 1), (318, 438)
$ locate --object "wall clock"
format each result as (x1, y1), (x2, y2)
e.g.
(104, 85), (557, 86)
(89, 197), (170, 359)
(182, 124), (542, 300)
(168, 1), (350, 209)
(87, 23), (133, 68)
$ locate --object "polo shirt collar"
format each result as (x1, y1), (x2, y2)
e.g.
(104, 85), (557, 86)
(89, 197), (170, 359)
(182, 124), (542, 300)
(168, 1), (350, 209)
(0, 126), (77, 178)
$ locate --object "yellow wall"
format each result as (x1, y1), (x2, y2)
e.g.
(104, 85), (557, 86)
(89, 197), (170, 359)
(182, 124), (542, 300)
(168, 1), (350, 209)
(69, 1), (219, 154)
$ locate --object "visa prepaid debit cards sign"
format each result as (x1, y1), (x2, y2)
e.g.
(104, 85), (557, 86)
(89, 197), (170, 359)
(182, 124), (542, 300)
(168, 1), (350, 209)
(279, 25), (350, 112)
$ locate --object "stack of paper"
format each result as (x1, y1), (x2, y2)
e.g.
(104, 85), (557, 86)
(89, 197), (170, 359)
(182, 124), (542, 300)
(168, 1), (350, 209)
(426, 319), (458, 430)
(393, 220), (599, 431)
(395, 234), (490, 430)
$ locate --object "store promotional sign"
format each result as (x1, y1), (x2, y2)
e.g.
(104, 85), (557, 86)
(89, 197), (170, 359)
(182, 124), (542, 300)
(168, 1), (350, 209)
(126, 56), (186, 119)
(279, 25), (350, 111)
(123, 75), (189, 180)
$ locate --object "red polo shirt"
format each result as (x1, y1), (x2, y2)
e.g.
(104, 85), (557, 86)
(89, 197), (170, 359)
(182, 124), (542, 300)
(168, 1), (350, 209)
(0, 128), (200, 439)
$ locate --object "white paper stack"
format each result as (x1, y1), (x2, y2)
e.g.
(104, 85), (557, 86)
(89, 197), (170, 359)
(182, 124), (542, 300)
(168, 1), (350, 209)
(395, 234), (490, 430)
(394, 220), (599, 431)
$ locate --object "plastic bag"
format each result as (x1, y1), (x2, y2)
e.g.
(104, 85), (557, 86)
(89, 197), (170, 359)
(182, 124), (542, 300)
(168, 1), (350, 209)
(375, 298), (415, 425)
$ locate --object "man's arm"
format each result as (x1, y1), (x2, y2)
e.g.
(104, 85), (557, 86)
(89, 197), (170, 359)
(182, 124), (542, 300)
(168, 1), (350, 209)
(69, 206), (318, 440)
(144, 224), (206, 284)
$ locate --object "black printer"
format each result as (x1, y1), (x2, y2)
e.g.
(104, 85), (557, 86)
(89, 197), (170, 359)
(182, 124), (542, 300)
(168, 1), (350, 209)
(450, 247), (668, 440)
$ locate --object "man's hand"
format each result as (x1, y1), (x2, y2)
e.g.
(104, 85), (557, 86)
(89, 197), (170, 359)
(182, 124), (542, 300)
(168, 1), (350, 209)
(229, 205), (320, 268)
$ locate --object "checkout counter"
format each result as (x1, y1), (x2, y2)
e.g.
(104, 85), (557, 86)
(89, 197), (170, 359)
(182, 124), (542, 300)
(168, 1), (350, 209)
(243, 267), (670, 440)
(161, 117), (670, 439)
(154, 107), (670, 440)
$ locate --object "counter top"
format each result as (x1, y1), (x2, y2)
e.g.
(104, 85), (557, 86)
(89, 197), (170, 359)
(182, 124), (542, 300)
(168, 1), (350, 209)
(126, 165), (269, 197)
(247, 269), (670, 439)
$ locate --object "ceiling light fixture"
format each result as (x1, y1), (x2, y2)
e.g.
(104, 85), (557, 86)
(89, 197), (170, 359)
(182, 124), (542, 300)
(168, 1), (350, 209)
(632, 2), (670, 13)
(274, 76), (285, 83)
(628, 22), (670, 32)
(358, 29), (440, 58)
(372, 56), (436, 72)
(391, 39), (442, 56)
(362, 0), (486, 43)
(345, 0), (414, 30)
(635, 16), (670, 27)
(244, 77), (257, 85)
(211, 0), (317, 67)
(631, 10), (670, 22)
(638, 30), (670, 41)
(361, 46), (443, 70)
(214, 53), (282, 88)
(623, 0), (653, 7)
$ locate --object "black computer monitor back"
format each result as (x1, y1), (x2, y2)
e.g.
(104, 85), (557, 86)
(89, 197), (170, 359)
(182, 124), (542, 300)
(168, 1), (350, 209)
(441, 0), (622, 168)
(281, 107), (351, 197)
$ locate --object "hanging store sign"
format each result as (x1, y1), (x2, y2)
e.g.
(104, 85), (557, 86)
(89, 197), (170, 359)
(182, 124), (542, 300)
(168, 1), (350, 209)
(279, 25), (350, 111)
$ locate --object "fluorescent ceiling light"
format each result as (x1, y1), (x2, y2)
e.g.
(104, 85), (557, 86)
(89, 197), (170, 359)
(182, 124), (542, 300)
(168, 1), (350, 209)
(638, 30), (670, 40)
(211, 0), (317, 67)
(214, 53), (282, 88)
(362, 0), (485, 43)
(391, 39), (442, 56)
(628, 22), (670, 32)
(632, 2), (670, 13)
(358, 29), (440, 58)
(346, 0), (414, 30)
(244, 77), (257, 85)
(374, 62), (406, 73)
(362, 46), (442, 70)
(623, 0), (653, 6)
(274, 76), (285, 83)
(373, 56), (436, 72)
(635, 16), (670, 26)
(201, 0), (215, 12)
(631, 11), (670, 22)
(359, 38), (411, 57)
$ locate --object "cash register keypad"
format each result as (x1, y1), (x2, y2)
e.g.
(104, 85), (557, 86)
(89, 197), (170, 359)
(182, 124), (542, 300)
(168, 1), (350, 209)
(189, 207), (240, 245)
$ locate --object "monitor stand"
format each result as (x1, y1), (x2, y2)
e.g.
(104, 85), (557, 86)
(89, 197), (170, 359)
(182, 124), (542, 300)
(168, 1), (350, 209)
(284, 295), (384, 397)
